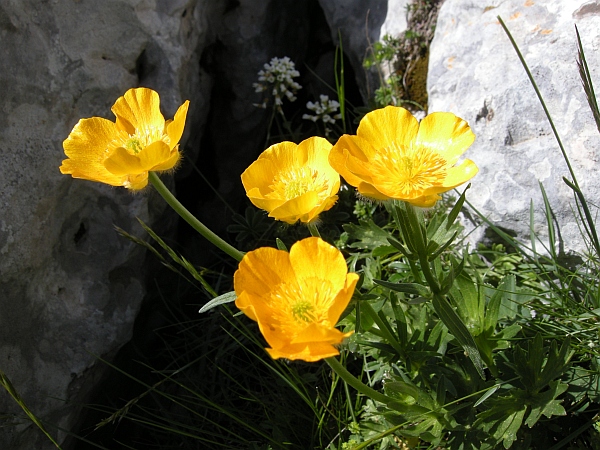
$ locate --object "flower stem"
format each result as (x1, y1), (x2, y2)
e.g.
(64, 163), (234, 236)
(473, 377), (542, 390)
(307, 222), (322, 238)
(325, 357), (393, 405)
(149, 172), (244, 262)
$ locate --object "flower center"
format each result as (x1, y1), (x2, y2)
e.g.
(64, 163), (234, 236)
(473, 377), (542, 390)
(269, 278), (335, 338)
(291, 300), (316, 322)
(108, 125), (170, 156)
(269, 166), (329, 201)
(373, 141), (448, 196)
(125, 137), (143, 154)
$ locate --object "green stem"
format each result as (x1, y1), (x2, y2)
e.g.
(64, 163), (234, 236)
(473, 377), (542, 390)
(325, 357), (393, 405)
(149, 172), (244, 262)
(0, 371), (63, 449)
(307, 222), (321, 238)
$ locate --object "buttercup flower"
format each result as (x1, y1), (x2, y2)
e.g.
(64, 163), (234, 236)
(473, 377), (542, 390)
(60, 87), (189, 190)
(241, 136), (340, 224)
(234, 237), (358, 362)
(329, 106), (477, 207)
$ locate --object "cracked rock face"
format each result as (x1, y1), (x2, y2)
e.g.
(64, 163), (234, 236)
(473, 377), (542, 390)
(427, 0), (600, 256)
(0, 1), (208, 448)
(0, 0), (314, 447)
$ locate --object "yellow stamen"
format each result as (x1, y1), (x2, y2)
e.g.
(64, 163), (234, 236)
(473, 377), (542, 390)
(374, 141), (447, 195)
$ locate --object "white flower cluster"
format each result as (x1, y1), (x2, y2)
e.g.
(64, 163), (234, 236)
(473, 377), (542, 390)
(253, 57), (302, 111)
(302, 95), (342, 125)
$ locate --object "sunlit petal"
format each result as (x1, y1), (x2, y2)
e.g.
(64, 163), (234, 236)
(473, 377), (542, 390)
(416, 112), (475, 165)
(112, 87), (165, 133)
(266, 342), (342, 362)
(356, 106), (419, 150)
(329, 106), (477, 205)
(233, 237), (357, 362)
(138, 141), (172, 171)
(104, 147), (144, 175)
(166, 100), (190, 150)
(241, 137), (339, 224)
(60, 88), (190, 190)
(60, 117), (125, 186)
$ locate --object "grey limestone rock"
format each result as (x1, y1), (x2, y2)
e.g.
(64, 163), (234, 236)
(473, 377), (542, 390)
(0, 0), (209, 448)
(318, 0), (410, 101)
(427, 0), (600, 256)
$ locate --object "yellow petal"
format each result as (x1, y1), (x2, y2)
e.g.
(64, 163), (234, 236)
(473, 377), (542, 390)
(329, 135), (372, 188)
(166, 100), (190, 150)
(103, 147), (144, 175)
(266, 342), (341, 362)
(268, 191), (319, 224)
(422, 159), (479, 197)
(302, 136), (334, 169)
(60, 117), (124, 186)
(235, 292), (260, 322)
(112, 87), (165, 135)
(442, 159), (479, 187)
(289, 237), (348, 290)
(125, 173), (149, 190)
(292, 322), (350, 345)
(241, 158), (280, 197)
(407, 194), (441, 208)
(356, 106), (419, 151)
(234, 247), (294, 300)
(150, 147), (181, 172)
(138, 140), (173, 171)
(355, 181), (392, 201)
(327, 273), (360, 325)
(245, 187), (285, 212)
(415, 112), (475, 164)
(264, 141), (308, 171)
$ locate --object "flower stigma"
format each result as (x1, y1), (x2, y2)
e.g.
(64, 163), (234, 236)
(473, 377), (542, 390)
(375, 141), (448, 196)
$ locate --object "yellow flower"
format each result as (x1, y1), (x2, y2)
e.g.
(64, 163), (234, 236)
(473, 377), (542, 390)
(60, 87), (189, 190)
(241, 137), (340, 224)
(329, 106), (478, 207)
(234, 237), (358, 362)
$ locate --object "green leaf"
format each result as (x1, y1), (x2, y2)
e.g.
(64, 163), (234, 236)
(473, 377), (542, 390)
(199, 291), (237, 313)
(275, 238), (288, 251)
(485, 274), (515, 331)
(499, 408), (526, 449)
(525, 381), (567, 428)
(476, 392), (527, 449)
(374, 279), (430, 297)
(372, 245), (398, 257)
(343, 220), (392, 250)
(432, 294), (485, 379)
(473, 384), (501, 407)
(361, 301), (405, 358)
(447, 183), (470, 229)
(448, 272), (482, 334)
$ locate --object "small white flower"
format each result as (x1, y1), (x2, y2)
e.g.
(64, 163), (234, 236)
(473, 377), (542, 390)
(302, 94), (342, 133)
(252, 56), (302, 112)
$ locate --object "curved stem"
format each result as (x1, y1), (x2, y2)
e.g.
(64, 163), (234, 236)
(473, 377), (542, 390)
(325, 357), (393, 405)
(307, 222), (322, 238)
(149, 172), (244, 262)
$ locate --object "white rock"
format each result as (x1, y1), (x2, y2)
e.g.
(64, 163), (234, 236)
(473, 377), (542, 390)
(428, 0), (600, 256)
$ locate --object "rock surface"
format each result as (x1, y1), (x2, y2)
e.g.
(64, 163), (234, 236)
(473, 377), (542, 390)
(0, 0), (346, 448)
(427, 0), (600, 255)
(12, 0), (593, 447)
(318, 0), (410, 101)
(0, 1), (209, 448)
